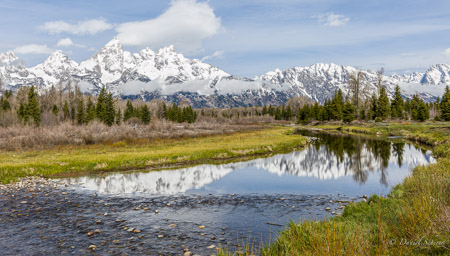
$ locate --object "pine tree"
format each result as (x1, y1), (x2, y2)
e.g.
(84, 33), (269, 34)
(162, 103), (167, 118)
(330, 89), (344, 120)
(417, 100), (429, 121)
(0, 95), (11, 111)
(85, 97), (96, 124)
(409, 94), (430, 121)
(377, 86), (390, 120)
(262, 105), (268, 115)
(123, 100), (135, 121)
(18, 103), (27, 122)
(76, 98), (85, 125)
(440, 86), (450, 121)
(103, 93), (115, 126)
(115, 108), (122, 125)
(342, 101), (356, 123)
(391, 85), (404, 119)
(96, 86), (107, 121)
(367, 94), (377, 120)
(140, 105), (151, 124)
(26, 85), (41, 126)
(52, 104), (59, 116)
(63, 100), (69, 120)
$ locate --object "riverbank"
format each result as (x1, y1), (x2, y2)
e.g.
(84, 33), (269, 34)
(0, 126), (307, 184)
(224, 122), (449, 255)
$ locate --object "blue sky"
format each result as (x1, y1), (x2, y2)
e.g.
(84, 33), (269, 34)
(1, 0), (449, 77)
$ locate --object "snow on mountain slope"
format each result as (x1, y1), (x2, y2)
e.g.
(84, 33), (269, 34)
(420, 64), (450, 85)
(260, 63), (447, 103)
(0, 37), (449, 107)
(29, 50), (78, 85)
(0, 51), (41, 89)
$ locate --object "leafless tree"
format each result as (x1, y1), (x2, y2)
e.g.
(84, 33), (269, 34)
(375, 68), (385, 96)
(348, 71), (368, 118)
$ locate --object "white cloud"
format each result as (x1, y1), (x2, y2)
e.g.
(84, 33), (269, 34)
(116, 0), (222, 54)
(443, 48), (450, 57)
(14, 44), (53, 54)
(56, 37), (85, 48)
(201, 50), (224, 61)
(313, 12), (350, 27)
(39, 18), (113, 35)
(56, 38), (73, 47)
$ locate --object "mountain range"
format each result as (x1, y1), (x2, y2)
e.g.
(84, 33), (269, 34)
(1, 38), (449, 107)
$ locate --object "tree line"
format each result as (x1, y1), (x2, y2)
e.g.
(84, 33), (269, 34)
(296, 85), (450, 123)
(0, 78), (449, 127)
(0, 82), (199, 127)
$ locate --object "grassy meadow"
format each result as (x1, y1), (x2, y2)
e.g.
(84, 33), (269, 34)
(0, 126), (306, 184)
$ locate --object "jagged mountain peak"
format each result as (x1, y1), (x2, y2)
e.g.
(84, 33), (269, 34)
(157, 45), (175, 54)
(420, 63), (450, 85)
(0, 50), (20, 66)
(0, 36), (448, 107)
(41, 50), (77, 66)
(103, 37), (123, 50)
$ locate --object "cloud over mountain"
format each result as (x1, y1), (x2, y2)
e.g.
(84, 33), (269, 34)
(116, 0), (222, 54)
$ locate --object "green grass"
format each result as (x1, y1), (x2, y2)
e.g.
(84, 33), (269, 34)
(310, 121), (450, 148)
(219, 122), (450, 256)
(0, 126), (307, 184)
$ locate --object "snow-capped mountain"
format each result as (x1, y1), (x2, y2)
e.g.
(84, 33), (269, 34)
(0, 38), (449, 107)
(259, 63), (446, 103)
(0, 51), (41, 89)
(420, 64), (450, 85)
(29, 50), (78, 86)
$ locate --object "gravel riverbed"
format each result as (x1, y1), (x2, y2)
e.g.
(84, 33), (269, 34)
(0, 177), (352, 256)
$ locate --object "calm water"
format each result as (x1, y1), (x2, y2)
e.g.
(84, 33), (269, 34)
(59, 131), (435, 253)
(64, 131), (435, 197)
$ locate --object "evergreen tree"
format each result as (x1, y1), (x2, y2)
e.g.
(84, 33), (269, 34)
(377, 86), (390, 120)
(404, 98), (411, 120)
(52, 104), (59, 116)
(330, 89), (344, 120)
(368, 94), (378, 120)
(115, 108), (122, 125)
(96, 86), (107, 121)
(0, 96), (10, 111)
(440, 86), (450, 121)
(123, 100), (135, 121)
(162, 103), (167, 118)
(76, 98), (85, 125)
(85, 97), (96, 123)
(140, 105), (151, 124)
(18, 103), (27, 122)
(409, 94), (429, 121)
(70, 106), (75, 121)
(342, 101), (356, 123)
(26, 85), (41, 126)
(103, 93), (115, 126)
(312, 102), (320, 120)
(262, 105), (268, 115)
(391, 85), (404, 118)
(63, 100), (69, 120)
(417, 100), (429, 121)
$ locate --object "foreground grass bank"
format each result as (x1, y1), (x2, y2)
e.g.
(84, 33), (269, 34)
(220, 122), (450, 256)
(0, 126), (306, 184)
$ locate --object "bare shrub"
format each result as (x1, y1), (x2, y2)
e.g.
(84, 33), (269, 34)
(0, 119), (268, 151)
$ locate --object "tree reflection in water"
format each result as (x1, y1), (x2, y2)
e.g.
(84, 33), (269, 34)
(300, 130), (406, 187)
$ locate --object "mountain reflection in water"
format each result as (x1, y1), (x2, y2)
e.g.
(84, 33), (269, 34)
(63, 132), (434, 196)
